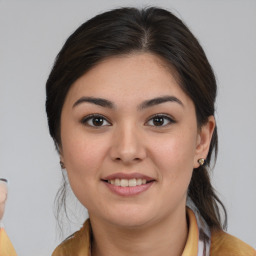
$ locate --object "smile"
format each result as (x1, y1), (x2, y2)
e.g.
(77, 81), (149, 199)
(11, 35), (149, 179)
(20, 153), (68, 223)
(102, 173), (155, 196)
(107, 178), (147, 187)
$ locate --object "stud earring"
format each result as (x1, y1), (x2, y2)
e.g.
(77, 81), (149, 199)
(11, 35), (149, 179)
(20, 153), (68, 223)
(60, 161), (65, 169)
(198, 158), (206, 166)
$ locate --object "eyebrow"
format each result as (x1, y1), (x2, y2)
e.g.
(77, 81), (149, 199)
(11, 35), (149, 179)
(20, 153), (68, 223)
(73, 97), (114, 109)
(138, 95), (184, 110)
(73, 95), (183, 110)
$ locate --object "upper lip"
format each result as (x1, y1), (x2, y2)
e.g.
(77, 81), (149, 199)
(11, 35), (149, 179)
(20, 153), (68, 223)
(102, 173), (155, 181)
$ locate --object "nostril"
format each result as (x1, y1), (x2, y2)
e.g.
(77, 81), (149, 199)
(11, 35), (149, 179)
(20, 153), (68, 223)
(115, 157), (141, 162)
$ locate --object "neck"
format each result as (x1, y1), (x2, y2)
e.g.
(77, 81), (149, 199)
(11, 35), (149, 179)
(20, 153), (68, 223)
(90, 207), (188, 256)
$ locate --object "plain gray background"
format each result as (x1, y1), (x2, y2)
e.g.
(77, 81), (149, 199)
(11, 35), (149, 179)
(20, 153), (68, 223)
(0, 0), (255, 255)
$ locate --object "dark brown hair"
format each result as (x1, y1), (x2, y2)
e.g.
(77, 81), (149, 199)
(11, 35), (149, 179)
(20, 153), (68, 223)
(46, 7), (227, 230)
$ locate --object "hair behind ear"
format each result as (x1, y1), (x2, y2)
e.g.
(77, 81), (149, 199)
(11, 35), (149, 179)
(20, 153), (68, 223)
(188, 166), (227, 230)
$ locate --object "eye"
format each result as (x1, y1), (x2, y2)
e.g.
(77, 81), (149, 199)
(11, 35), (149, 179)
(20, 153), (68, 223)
(81, 114), (111, 127)
(146, 114), (175, 127)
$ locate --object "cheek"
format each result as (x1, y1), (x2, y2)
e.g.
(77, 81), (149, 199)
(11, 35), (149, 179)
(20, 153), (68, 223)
(154, 134), (196, 167)
(61, 135), (109, 208)
(149, 129), (197, 187)
(60, 125), (110, 194)
(62, 134), (109, 176)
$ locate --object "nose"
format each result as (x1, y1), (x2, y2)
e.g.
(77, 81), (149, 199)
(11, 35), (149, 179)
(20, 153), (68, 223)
(110, 123), (147, 164)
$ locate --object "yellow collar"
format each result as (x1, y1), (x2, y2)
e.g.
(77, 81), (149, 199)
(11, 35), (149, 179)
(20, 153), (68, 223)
(52, 208), (200, 256)
(182, 208), (199, 256)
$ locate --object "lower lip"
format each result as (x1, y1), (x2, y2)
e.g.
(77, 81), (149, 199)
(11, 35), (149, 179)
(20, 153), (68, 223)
(104, 182), (154, 196)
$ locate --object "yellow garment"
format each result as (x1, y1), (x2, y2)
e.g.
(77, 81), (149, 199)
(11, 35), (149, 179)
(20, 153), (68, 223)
(0, 228), (17, 256)
(211, 230), (256, 256)
(52, 209), (256, 256)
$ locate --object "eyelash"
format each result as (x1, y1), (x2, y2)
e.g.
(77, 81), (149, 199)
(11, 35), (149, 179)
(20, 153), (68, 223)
(81, 114), (111, 127)
(146, 114), (176, 127)
(81, 114), (175, 128)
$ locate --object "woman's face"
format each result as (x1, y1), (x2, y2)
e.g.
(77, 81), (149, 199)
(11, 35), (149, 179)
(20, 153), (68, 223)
(60, 53), (214, 228)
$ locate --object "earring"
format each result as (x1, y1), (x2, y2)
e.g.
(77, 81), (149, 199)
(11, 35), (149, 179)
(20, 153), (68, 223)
(60, 161), (65, 169)
(198, 158), (206, 166)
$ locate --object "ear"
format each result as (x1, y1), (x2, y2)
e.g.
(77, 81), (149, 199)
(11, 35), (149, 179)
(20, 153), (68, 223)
(59, 151), (64, 162)
(58, 146), (65, 169)
(194, 115), (215, 168)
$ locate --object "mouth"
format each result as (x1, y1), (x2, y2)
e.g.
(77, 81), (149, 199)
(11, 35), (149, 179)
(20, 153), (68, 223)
(101, 173), (155, 196)
(104, 178), (151, 187)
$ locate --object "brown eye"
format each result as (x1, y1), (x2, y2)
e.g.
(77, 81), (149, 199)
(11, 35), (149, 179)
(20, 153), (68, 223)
(81, 115), (111, 127)
(146, 114), (175, 127)
(152, 116), (165, 126)
(92, 117), (104, 126)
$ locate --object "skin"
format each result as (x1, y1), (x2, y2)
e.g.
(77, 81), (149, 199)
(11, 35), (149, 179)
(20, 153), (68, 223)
(0, 181), (7, 220)
(60, 53), (215, 256)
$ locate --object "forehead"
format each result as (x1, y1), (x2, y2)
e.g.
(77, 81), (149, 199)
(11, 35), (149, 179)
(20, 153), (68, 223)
(65, 53), (191, 107)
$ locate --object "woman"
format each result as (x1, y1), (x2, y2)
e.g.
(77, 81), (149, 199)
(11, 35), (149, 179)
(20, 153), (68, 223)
(46, 7), (255, 256)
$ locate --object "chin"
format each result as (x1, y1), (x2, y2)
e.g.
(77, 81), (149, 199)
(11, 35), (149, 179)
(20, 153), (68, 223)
(101, 206), (156, 229)
(109, 216), (152, 229)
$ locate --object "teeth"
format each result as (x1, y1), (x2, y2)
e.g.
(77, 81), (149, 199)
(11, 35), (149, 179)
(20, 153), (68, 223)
(128, 178), (136, 187)
(108, 178), (149, 187)
(114, 178), (120, 186)
(120, 179), (128, 187)
(137, 179), (142, 185)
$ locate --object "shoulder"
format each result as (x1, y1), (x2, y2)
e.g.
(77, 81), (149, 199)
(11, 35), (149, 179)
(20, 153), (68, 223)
(210, 229), (256, 256)
(52, 220), (91, 256)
